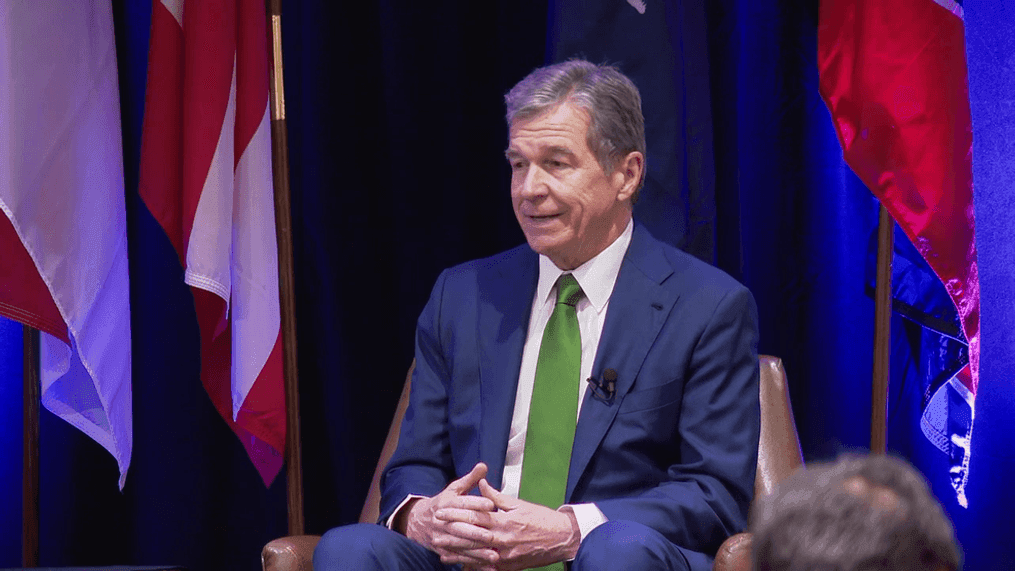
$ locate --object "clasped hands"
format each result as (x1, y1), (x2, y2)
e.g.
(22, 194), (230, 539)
(400, 463), (580, 571)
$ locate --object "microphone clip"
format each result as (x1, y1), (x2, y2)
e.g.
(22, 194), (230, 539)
(586, 369), (617, 405)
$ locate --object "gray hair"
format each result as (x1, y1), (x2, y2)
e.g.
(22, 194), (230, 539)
(505, 59), (646, 201)
(751, 454), (961, 571)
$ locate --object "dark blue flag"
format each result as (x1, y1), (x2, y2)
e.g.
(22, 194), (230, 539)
(548, 0), (717, 261)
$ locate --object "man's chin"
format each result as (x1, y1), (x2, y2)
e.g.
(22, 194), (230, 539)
(525, 239), (581, 269)
(523, 235), (563, 257)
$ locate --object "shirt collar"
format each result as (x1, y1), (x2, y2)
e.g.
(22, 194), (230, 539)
(536, 218), (634, 313)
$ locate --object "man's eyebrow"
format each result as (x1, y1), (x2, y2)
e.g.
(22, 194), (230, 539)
(504, 146), (576, 159)
(545, 145), (576, 158)
(504, 145), (577, 163)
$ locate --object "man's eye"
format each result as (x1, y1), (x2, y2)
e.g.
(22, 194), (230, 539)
(547, 159), (567, 169)
(511, 161), (527, 170)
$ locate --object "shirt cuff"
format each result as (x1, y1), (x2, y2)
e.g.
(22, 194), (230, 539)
(385, 494), (426, 529)
(558, 503), (608, 555)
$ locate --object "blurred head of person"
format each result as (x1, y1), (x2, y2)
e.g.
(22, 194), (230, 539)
(751, 454), (961, 571)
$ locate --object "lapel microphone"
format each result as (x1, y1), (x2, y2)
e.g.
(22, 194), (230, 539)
(587, 368), (618, 404)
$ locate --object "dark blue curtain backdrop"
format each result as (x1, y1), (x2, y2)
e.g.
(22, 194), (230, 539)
(0, 0), (1012, 569)
(0, 318), (21, 560)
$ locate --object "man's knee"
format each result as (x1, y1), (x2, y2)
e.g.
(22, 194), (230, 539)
(313, 523), (394, 571)
(573, 521), (690, 571)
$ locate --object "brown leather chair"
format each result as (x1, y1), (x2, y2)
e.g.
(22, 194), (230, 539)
(713, 356), (804, 571)
(262, 356), (802, 571)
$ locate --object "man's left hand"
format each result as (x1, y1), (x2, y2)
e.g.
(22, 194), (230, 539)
(436, 478), (580, 571)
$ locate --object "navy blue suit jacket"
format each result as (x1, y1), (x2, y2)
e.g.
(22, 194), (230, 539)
(380, 222), (760, 560)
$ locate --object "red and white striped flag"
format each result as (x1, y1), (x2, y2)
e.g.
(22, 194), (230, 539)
(0, 0), (133, 488)
(819, 0), (979, 505)
(140, 0), (285, 485)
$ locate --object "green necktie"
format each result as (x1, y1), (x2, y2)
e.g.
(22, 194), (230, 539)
(518, 274), (583, 570)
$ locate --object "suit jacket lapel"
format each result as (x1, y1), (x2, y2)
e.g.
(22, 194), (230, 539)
(477, 246), (538, 491)
(566, 224), (678, 500)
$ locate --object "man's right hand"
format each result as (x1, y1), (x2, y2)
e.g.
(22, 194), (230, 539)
(399, 462), (500, 569)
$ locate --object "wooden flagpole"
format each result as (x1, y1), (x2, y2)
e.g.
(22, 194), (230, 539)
(22, 326), (40, 567)
(871, 204), (893, 455)
(266, 0), (305, 536)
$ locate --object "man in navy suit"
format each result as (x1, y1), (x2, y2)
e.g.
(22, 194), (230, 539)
(314, 60), (760, 571)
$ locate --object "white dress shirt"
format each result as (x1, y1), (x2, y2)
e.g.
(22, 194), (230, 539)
(389, 219), (634, 546)
(501, 219), (633, 540)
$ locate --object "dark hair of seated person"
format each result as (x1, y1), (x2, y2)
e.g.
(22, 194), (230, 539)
(750, 454), (961, 571)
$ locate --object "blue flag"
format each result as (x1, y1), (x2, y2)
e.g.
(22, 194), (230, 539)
(548, 0), (717, 261)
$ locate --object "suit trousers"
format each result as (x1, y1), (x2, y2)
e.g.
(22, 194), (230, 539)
(312, 521), (708, 571)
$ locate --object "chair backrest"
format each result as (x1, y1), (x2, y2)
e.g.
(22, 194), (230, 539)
(755, 355), (804, 498)
(358, 361), (415, 523)
(715, 357), (803, 571)
(358, 355), (803, 523)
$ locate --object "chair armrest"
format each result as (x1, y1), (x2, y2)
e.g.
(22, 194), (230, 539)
(262, 535), (322, 571)
(712, 532), (752, 571)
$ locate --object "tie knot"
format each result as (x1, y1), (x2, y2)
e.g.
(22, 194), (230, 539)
(556, 274), (584, 307)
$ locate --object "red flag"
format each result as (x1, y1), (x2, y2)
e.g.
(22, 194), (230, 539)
(818, 0), (978, 505)
(140, 0), (285, 485)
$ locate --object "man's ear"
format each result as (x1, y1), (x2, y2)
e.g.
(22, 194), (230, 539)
(614, 151), (644, 203)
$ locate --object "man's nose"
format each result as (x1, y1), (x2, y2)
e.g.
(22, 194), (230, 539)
(519, 165), (548, 199)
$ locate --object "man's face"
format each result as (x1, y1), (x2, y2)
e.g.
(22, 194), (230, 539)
(506, 101), (636, 270)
